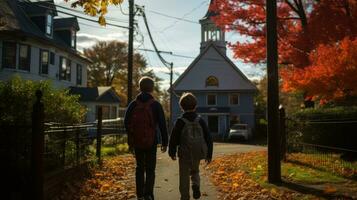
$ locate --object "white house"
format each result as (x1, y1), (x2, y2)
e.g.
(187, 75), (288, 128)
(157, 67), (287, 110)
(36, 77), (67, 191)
(171, 0), (257, 139)
(69, 86), (121, 122)
(0, 0), (121, 122)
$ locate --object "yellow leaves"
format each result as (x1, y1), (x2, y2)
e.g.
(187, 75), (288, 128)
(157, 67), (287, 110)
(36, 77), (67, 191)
(98, 16), (106, 26)
(324, 185), (337, 194)
(206, 152), (315, 200)
(65, 0), (124, 25)
(100, 183), (111, 192)
(58, 155), (136, 200)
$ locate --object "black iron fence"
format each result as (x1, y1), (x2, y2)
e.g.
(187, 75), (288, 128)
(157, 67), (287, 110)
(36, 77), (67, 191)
(0, 91), (127, 199)
(280, 108), (357, 179)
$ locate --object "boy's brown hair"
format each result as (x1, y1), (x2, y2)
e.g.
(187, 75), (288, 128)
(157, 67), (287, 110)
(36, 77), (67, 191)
(139, 76), (154, 93)
(179, 92), (197, 111)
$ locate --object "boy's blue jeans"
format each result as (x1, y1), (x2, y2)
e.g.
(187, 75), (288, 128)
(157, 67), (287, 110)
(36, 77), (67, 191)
(135, 145), (157, 199)
(179, 159), (201, 200)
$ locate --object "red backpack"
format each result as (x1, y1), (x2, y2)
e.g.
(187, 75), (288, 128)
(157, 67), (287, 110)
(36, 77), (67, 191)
(129, 99), (156, 149)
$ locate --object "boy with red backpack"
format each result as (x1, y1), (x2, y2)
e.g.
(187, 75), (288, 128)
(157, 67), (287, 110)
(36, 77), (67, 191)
(169, 92), (213, 200)
(124, 77), (168, 200)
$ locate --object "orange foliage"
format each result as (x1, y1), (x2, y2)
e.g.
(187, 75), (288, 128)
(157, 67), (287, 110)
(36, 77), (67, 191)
(211, 0), (357, 102)
(281, 37), (357, 102)
(55, 156), (136, 200)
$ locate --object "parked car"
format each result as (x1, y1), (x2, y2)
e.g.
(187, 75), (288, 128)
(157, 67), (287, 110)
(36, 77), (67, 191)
(228, 124), (251, 141)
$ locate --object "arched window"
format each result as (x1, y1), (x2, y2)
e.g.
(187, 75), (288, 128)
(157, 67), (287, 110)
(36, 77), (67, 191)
(206, 76), (219, 87)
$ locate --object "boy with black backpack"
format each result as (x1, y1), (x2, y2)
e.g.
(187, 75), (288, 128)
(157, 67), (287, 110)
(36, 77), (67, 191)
(169, 92), (213, 200)
(124, 77), (168, 200)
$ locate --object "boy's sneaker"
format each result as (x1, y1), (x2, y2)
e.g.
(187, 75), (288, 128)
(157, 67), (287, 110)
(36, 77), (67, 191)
(192, 185), (201, 199)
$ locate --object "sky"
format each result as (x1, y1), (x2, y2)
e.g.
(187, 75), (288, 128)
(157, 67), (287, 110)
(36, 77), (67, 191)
(54, 0), (265, 89)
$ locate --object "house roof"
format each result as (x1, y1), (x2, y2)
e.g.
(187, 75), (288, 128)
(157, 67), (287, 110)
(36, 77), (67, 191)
(54, 17), (80, 31)
(19, 0), (57, 16)
(69, 87), (121, 103)
(172, 41), (258, 92)
(0, 0), (90, 64)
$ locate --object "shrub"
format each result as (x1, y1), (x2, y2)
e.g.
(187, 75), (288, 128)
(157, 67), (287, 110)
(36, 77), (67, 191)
(290, 107), (357, 150)
(0, 76), (86, 124)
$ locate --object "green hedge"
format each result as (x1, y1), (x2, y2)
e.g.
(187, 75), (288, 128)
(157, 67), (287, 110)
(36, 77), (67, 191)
(290, 107), (357, 150)
(0, 76), (86, 124)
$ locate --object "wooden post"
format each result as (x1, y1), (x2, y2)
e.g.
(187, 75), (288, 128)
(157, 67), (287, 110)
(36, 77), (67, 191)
(279, 106), (286, 161)
(31, 90), (45, 200)
(127, 0), (134, 104)
(75, 128), (80, 165)
(266, 0), (281, 184)
(96, 107), (103, 164)
(62, 128), (67, 168)
(169, 62), (173, 131)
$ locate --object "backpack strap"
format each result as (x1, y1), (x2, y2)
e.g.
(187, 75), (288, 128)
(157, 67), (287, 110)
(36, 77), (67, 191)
(181, 118), (190, 124)
(181, 116), (200, 124)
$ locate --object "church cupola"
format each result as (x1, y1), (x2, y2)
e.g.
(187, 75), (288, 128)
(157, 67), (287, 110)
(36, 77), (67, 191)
(199, 0), (226, 54)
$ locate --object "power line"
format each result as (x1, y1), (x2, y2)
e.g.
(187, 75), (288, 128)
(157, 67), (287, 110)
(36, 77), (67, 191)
(137, 48), (236, 62)
(160, 1), (208, 32)
(140, 8), (171, 70)
(23, 0), (130, 29)
(148, 10), (199, 24)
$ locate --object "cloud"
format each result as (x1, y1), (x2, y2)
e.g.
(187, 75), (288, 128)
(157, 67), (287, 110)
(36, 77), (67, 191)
(76, 32), (129, 51)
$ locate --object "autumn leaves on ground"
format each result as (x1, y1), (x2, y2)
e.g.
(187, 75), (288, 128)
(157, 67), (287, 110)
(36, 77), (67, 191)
(56, 149), (357, 200)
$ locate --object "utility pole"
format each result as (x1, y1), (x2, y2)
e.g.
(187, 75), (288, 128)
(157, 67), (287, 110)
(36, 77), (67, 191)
(266, 0), (281, 184)
(169, 62), (173, 131)
(127, 0), (134, 105)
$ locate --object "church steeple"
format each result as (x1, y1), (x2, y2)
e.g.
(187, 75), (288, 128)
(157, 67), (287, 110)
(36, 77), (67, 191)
(199, 0), (226, 54)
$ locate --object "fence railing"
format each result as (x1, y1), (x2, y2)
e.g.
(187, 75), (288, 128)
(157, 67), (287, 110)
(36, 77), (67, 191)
(0, 90), (127, 199)
(280, 108), (357, 179)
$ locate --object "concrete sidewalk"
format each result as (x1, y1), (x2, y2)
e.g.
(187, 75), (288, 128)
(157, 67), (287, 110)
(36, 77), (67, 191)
(130, 143), (266, 200)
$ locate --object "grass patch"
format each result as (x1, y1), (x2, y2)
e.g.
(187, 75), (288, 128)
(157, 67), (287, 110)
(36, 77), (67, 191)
(207, 151), (356, 199)
(282, 162), (345, 184)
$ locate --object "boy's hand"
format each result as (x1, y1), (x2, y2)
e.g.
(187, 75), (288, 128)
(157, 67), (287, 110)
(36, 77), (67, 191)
(161, 145), (167, 153)
(170, 156), (177, 161)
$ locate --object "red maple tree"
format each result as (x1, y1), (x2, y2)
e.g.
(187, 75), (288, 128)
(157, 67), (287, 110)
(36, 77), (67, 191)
(281, 37), (357, 103)
(211, 0), (357, 103)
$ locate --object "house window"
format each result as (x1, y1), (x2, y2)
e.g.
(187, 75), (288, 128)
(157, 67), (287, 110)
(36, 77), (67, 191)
(102, 106), (110, 119)
(95, 106), (110, 120)
(111, 106), (117, 119)
(18, 44), (30, 71)
(71, 30), (76, 48)
(206, 76), (219, 87)
(2, 41), (17, 69)
(40, 50), (49, 74)
(207, 94), (217, 105)
(76, 64), (82, 85)
(230, 94), (239, 105)
(49, 52), (55, 65)
(59, 57), (71, 81)
(46, 14), (53, 36)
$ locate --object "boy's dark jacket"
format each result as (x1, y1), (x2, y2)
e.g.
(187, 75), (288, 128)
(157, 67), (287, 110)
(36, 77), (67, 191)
(124, 92), (168, 147)
(169, 112), (213, 160)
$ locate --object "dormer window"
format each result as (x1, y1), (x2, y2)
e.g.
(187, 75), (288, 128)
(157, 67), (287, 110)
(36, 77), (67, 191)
(46, 14), (53, 36)
(206, 76), (219, 87)
(71, 30), (76, 48)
